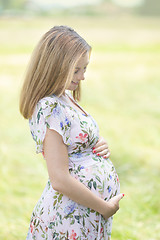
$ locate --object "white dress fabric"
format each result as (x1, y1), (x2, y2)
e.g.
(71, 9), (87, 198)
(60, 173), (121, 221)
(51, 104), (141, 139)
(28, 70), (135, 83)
(26, 92), (120, 240)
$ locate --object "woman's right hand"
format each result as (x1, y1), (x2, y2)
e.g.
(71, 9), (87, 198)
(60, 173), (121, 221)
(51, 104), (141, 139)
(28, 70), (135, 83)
(102, 193), (124, 220)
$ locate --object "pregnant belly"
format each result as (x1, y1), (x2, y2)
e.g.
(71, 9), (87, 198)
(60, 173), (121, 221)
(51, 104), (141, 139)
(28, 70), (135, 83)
(69, 156), (120, 201)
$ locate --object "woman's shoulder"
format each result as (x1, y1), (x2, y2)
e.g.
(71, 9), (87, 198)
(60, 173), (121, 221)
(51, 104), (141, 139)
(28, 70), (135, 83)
(37, 94), (68, 117)
(39, 94), (59, 105)
(37, 94), (65, 110)
(38, 90), (72, 106)
(30, 94), (66, 124)
(30, 95), (59, 119)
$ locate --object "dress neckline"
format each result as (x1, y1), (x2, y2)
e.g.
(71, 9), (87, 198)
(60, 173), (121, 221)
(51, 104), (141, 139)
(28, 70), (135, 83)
(59, 92), (89, 117)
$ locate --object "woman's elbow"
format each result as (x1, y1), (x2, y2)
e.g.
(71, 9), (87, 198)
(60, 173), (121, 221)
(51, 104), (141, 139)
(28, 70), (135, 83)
(50, 180), (60, 192)
(50, 173), (69, 192)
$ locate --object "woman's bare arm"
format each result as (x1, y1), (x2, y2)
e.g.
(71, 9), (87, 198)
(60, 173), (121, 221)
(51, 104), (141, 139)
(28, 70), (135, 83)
(43, 128), (124, 219)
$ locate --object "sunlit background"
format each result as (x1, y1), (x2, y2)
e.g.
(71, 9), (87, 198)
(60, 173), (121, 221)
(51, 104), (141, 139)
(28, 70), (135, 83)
(0, 0), (160, 239)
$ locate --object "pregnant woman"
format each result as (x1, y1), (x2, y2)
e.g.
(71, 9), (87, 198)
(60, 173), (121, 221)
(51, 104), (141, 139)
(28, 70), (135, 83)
(20, 26), (124, 240)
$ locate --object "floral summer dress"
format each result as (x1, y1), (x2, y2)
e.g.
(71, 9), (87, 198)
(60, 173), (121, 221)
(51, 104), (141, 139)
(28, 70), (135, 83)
(26, 92), (120, 240)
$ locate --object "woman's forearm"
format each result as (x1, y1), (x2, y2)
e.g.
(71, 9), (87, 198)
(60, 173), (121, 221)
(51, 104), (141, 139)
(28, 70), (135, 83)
(50, 172), (110, 216)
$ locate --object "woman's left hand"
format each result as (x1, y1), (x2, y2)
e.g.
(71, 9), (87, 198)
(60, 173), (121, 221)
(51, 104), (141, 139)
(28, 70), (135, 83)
(92, 136), (110, 159)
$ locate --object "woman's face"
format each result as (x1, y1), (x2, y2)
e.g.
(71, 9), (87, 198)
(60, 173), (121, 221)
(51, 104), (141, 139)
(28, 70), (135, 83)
(67, 52), (89, 91)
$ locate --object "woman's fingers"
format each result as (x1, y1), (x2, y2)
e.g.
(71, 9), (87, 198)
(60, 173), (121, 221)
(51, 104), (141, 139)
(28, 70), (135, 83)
(94, 136), (108, 148)
(103, 152), (111, 159)
(93, 146), (110, 158)
(109, 193), (125, 212)
(103, 193), (125, 220)
(108, 193), (125, 206)
(93, 136), (110, 158)
(93, 149), (110, 158)
(115, 193), (125, 201)
(93, 144), (108, 152)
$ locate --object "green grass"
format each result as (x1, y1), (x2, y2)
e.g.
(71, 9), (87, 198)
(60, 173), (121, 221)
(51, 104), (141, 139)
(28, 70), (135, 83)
(0, 15), (160, 240)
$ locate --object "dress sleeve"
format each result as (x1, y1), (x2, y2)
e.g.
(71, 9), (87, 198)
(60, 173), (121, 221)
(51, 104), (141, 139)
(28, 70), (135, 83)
(29, 97), (71, 154)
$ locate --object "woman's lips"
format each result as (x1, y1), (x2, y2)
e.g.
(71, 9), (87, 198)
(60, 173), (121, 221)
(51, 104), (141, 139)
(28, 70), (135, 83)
(72, 81), (79, 85)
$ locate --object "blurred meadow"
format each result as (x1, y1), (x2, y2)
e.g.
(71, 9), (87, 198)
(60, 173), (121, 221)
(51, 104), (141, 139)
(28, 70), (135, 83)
(0, 7), (160, 240)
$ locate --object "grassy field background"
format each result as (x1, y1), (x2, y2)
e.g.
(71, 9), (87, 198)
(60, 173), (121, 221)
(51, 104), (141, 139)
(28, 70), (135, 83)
(0, 15), (160, 240)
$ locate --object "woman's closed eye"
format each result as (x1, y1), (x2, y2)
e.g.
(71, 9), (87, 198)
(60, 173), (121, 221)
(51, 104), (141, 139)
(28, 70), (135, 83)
(74, 69), (79, 74)
(84, 66), (87, 72)
(74, 66), (87, 75)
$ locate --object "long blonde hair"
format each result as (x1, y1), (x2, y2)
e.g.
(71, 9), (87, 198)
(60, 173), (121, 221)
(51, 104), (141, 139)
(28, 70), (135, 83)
(19, 26), (91, 119)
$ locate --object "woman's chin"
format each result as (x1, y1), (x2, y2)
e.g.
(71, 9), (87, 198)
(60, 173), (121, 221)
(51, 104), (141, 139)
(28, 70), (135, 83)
(67, 84), (78, 91)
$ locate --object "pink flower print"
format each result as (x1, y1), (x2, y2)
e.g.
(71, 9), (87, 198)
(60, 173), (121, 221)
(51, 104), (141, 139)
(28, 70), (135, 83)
(76, 133), (88, 142)
(70, 230), (77, 240)
(117, 176), (119, 182)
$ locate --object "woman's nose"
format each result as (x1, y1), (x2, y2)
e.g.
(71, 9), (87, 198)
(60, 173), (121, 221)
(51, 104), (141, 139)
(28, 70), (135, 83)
(78, 71), (85, 81)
